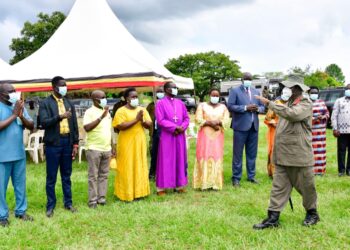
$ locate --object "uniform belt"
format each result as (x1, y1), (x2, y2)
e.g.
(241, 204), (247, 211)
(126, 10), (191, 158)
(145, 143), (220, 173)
(60, 133), (70, 137)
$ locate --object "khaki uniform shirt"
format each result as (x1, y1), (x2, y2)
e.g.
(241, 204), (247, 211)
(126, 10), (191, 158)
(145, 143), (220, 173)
(269, 96), (314, 167)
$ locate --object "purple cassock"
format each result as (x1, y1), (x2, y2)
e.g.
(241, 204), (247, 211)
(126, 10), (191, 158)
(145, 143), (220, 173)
(155, 96), (190, 189)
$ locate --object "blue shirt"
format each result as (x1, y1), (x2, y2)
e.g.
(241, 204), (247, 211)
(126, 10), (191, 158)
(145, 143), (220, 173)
(0, 102), (32, 162)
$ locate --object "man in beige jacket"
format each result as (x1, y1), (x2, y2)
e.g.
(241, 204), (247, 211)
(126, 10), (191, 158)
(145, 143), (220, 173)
(253, 75), (319, 229)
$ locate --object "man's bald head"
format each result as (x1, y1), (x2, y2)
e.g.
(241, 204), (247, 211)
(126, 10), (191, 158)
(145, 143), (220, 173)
(91, 90), (105, 99)
(0, 83), (15, 94)
(242, 72), (253, 81)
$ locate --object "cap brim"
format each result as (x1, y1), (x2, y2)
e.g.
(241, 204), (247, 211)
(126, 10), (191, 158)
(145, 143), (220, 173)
(281, 80), (309, 91)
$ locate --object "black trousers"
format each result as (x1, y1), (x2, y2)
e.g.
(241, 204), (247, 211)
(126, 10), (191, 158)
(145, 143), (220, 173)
(45, 136), (73, 210)
(337, 134), (350, 173)
(149, 128), (161, 178)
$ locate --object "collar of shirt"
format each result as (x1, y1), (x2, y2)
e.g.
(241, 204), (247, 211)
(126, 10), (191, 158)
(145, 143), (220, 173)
(52, 94), (63, 103)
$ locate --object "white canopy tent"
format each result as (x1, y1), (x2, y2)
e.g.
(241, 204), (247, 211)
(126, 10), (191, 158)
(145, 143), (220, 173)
(1, 0), (193, 92)
(0, 58), (10, 74)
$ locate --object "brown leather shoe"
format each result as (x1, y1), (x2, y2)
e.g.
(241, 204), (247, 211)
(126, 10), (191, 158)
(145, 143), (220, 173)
(175, 189), (186, 193)
(157, 191), (166, 196)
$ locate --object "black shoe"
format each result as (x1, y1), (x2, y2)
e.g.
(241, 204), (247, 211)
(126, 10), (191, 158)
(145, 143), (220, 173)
(346, 171), (350, 176)
(248, 179), (259, 184)
(0, 219), (9, 227)
(253, 211), (280, 230)
(88, 203), (97, 209)
(97, 202), (106, 206)
(15, 213), (34, 222)
(65, 205), (77, 213)
(46, 209), (54, 218)
(303, 209), (320, 226)
(338, 172), (345, 177)
(232, 180), (240, 188)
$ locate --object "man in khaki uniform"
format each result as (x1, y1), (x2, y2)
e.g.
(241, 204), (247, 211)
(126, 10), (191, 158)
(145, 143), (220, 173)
(253, 75), (320, 229)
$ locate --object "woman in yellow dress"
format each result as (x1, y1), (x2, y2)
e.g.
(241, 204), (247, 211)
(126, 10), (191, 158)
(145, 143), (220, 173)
(193, 89), (230, 190)
(112, 87), (152, 201)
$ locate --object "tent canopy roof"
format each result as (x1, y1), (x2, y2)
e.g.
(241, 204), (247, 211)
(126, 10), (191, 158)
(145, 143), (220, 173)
(1, 0), (193, 91)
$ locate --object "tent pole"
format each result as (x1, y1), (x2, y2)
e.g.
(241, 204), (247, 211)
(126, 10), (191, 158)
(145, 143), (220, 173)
(152, 86), (157, 103)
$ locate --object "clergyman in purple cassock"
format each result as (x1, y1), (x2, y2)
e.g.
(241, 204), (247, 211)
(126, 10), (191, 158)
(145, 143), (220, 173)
(155, 82), (190, 193)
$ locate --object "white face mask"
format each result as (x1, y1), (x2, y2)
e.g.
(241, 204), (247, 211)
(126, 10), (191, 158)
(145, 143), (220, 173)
(281, 87), (292, 101)
(99, 98), (107, 108)
(171, 88), (178, 96)
(309, 94), (318, 101)
(58, 86), (67, 97)
(8, 92), (21, 104)
(156, 92), (165, 99)
(130, 98), (139, 107)
(345, 89), (350, 97)
(210, 96), (220, 104)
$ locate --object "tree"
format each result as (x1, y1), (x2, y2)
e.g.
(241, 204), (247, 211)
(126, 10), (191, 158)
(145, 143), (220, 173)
(325, 64), (345, 83)
(9, 12), (66, 65)
(263, 71), (284, 79)
(304, 71), (343, 89)
(288, 65), (311, 77)
(165, 51), (241, 101)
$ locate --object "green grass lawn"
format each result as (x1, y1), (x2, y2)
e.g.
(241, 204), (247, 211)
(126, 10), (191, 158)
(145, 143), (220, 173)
(1, 119), (350, 249)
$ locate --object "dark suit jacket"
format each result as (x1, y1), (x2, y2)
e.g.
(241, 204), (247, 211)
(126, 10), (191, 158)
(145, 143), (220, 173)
(39, 95), (79, 146)
(227, 85), (265, 131)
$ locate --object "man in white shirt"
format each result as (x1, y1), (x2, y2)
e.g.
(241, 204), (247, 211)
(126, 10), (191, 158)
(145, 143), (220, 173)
(331, 84), (350, 176)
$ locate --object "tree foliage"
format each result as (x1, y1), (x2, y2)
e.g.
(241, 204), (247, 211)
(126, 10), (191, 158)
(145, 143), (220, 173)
(325, 64), (345, 83)
(165, 51), (241, 100)
(304, 71), (343, 89)
(9, 12), (66, 65)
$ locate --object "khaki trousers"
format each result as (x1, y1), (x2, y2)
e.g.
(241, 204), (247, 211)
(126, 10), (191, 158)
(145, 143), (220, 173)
(86, 150), (111, 205)
(268, 165), (317, 212)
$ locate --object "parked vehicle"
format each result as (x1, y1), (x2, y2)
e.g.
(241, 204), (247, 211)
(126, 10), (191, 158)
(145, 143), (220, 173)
(318, 87), (346, 127)
(177, 94), (197, 114)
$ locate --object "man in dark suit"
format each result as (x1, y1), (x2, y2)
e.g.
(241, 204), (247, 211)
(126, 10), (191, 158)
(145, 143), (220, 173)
(39, 76), (79, 217)
(228, 72), (265, 187)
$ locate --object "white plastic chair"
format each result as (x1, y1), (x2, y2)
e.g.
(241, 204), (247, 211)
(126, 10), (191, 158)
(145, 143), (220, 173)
(78, 138), (86, 164)
(25, 130), (45, 164)
(186, 122), (198, 150)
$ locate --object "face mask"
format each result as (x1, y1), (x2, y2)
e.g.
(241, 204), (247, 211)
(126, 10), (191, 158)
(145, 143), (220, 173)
(58, 86), (67, 97)
(309, 94), (318, 101)
(8, 92), (21, 104)
(171, 88), (178, 96)
(345, 89), (350, 97)
(243, 80), (252, 88)
(210, 96), (219, 104)
(99, 98), (107, 108)
(156, 92), (165, 99)
(130, 98), (139, 107)
(281, 87), (292, 101)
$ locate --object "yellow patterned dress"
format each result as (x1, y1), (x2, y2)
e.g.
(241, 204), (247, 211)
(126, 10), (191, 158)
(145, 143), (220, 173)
(193, 102), (230, 190)
(112, 106), (151, 201)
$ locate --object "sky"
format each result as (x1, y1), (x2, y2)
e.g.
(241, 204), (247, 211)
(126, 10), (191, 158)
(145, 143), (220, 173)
(0, 0), (349, 82)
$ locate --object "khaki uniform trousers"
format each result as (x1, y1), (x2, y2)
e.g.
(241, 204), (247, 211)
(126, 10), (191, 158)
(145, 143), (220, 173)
(86, 150), (111, 205)
(268, 165), (317, 212)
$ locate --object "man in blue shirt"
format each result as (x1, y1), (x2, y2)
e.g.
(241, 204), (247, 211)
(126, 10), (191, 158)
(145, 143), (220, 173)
(0, 83), (34, 227)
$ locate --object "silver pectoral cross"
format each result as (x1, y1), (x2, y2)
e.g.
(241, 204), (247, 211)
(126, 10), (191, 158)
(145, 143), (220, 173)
(173, 115), (178, 122)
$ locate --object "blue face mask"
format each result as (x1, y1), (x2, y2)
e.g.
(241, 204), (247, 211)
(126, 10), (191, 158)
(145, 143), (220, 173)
(243, 80), (252, 88)
(210, 96), (220, 104)
(99, 98), (107, 108)
(58, 86), (67, 97)
(309, 94), (319, 101)
(345, 89), (350, 97)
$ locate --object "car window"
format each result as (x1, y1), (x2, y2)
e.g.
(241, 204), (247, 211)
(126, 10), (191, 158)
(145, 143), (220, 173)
(318, 92), (329, 102)
(328, 92), (342, 103)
